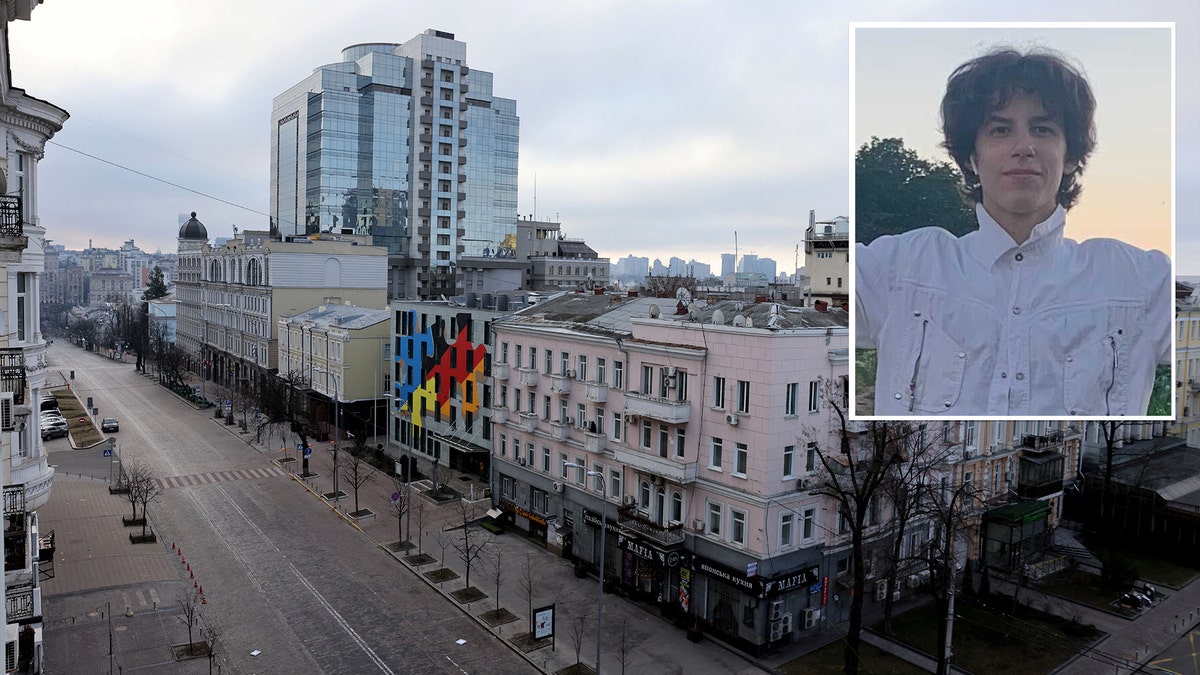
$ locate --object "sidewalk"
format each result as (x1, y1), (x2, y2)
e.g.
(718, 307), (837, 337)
(214, 417), (773, 674)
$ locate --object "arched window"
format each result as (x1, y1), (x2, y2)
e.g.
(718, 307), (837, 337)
(247, 259), (261, 286)
(671, 491), (683, 523)
(209, 259), (221, 281)
(639, 481), (650, 509)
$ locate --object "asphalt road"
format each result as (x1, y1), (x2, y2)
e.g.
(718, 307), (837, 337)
(1149, 624), (1200, 675)
(44, 343), (533, 674)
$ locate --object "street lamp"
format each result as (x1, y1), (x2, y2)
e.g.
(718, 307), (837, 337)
(565, 462), (606, 674)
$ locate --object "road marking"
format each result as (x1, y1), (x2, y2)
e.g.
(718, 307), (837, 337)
(290, 563), (396, 675)
(156, 466), (286, 490)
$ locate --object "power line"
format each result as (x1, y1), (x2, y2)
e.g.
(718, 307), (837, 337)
(47, 139), (270, 220)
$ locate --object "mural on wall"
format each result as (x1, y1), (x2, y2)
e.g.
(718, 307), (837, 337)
(395, 311), (488, 429)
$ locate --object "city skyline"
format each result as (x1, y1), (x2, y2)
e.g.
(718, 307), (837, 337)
(9, 2), (1198, 274)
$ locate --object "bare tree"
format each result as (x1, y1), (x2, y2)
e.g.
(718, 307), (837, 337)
(385, 475), (410, 549)
(129, 462), (163, 538)
(640, 274), (695, 298)
(178, 586), (202, 653)
(437, 528), (452, 567)
(488, 538), (505, 612)
(120, 460), (144, 523)
(200, 612), (223, 675)
(339, 443), (377, 514)
(519, 551), (538, 633)
(412, 498), (429, 555)
(923, 462), (985, 675)
(615, 618), (632, 674)
(808, 376), (922, 675)
(254, 369), (316, 476)
(568, 611), (590, 668)
(452, 500), (488, 590)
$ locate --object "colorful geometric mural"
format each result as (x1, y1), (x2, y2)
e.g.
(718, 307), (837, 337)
(395, 311), (488, 429)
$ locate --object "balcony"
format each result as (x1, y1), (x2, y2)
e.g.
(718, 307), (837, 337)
(1, 347), (27, 404)
(550, 374), (571, 394)
(1021, 431), (1064, 452)
(1016, 451), (1065, 500)
(492, 363), (510, 380)
(617, 505), (686, 547)
(584, 431), (608, 455)
(5, 584), (39, 623)
(518, 367), (539, 388)
(612, 446), (698, 484)
(516, 411), (538, 432)
(0, 195), (25, 253)
(491, 407), (509, 424)
(585, 383), (608, 403)
(548, 420), (571, 440)
(624, 392), (690, 424)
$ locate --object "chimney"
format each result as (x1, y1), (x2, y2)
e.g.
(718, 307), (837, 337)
(814, 300), (828, 313)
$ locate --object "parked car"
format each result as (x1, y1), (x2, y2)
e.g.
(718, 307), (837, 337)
(40, 413), (67, 425)
(101, 418), (119, 432)
(41, 419), (69, 440)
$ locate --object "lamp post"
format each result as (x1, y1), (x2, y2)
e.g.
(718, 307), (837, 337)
(565, 463), (606, 674)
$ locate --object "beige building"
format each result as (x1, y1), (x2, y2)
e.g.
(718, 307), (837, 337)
(175, 219), (388, 396)
(1173, 281), (1200, 448)
(278, 304), (391, 437)
(802, 213), (848, 307)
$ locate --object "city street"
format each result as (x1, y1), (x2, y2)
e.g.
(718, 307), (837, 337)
(40, 343), (532, 674)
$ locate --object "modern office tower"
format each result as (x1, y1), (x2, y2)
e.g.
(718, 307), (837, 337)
(271, 29), (519, 301)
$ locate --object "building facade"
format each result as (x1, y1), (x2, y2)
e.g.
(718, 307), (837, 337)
(1174, 281), (1200, 448)
(271, 30), (519, 301)
(515, 218), (610, 292)
(2, 1), (67, 668)
(174, 218), (388, 396)
(803, 212), (849, 307)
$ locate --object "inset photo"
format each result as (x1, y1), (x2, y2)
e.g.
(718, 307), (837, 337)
(850, 23), (1175, 420)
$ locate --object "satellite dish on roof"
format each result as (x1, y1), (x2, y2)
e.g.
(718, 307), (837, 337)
(649, 304), (661, 318)
(676, 287), (692, 304)
(712, 309), (725, 325)
(732, 314), (746, 327)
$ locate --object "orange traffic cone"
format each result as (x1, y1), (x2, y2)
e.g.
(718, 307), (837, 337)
(193, 580), (198, 588)
(189, 569), (194, 579)
(201, 596), (207, 605)
(171, 541), (176, 551)
(198, 586), (204, 595)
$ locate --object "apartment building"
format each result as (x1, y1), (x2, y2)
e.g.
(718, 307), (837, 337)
(1174, 281), (1200, 447)
(803, 211), (849, 307)
(175, 220), (387, 395)
(277, 304), (390, 438)
(490, 293), (851, 652)
(1, 1), (67, 669)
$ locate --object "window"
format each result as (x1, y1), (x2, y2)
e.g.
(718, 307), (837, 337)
(514, 388), (521, 412)
(676, 369), (688, 401)
(641, 365), (654, 394)
(734, 443), (748, 477)
(675, 429), (686, 459)
(710, 437), (723, 470)
(514, 344), (523, 368)
(500, 475), (514, 497)
(808, 380), (820, 413)
(658, 424), (669, 457)
(641, 420), (652, 448)
(593, 464), (605, 492)
(802, 507), (817, 541)
(610, 469), (622, 499)
(806, 442), (818, 473)
(612, 412), (623, 441)
(543, 395), (551, 419)
(527, 442), (535, 467)
(499, 385), (508, 408)
(640, 481), (651, 509)
(597, 358), (606, 384)
(545, 349), (553, 374)
(731, 509), (747, 545)
(575, 457), (586, 484)
(785, 383), (799, 416)
(577, 403), (586, 428)
(713, 376), (726, 409)
(529, 347), (537, 369)
(780, 512), (794, 548)
(531, 487), (548, 513)
(559, 400), (569, 424)
(594, 407), (605, 435)
(560, 453), (569, 478)
(707, 501), (722, 535)
(499, 433), (507, 457)
(671, 492), (683, 523)
(578, 355), (588, 382)
(542, 447), (550, 472)
(613, 360), (624, 389)
(783, 445), (795, 478)
(736, 380), (750, 413)
(560, 351), (570, 375)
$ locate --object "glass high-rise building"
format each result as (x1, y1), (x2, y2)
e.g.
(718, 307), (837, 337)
(270, 29), (519, 300)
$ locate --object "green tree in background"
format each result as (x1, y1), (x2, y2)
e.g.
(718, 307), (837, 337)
(855, 136), (975, 245)
(144, 265), (169, 300)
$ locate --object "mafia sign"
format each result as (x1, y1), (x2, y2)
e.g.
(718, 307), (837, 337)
(692, 556), (821, 599)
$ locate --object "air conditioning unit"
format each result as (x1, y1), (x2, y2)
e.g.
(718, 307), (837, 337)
(624, 413), (639, 423)
(692, 518), (704, 533)
(0, 393), (12, 431)
(797, 478), (812, 492)
(552, 482), (563, 493)
(663, 374), (677, 389)
(518, 457), (527, 466)
(768, 600), (784, 621)
(567, 369), (576, 379)
(725, 413), (739, 426)
(769, 621), (785, 642)
(963, 448), (975, 459)
(802, 607), (817, 629)
(649, 475), (664, 486)
(624, 495), (636, 506)
(875, 580), (888, 601)
(778, 612), (793, 634)
(907, 574), (922, 589)
(892, 585), (901, 601)
(666, 366), (678, 377)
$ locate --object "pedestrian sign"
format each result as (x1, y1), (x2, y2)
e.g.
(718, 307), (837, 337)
(304, 445), (312, 458)
(103, 448), (112, 457)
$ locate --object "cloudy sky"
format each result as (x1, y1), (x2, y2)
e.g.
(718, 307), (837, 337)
(9, 1), (1199, 275)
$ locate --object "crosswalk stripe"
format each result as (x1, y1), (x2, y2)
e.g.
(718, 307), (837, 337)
(157, 465), (287, 490)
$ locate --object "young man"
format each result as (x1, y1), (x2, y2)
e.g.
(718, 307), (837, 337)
(856, 48), (1171, 416)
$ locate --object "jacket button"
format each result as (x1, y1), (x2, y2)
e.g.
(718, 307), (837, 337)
(894, 393), (902, 400)
(1015, 373), (1025, 381)
(1015, 253), (1024, 261)
(944, 402), (951, 408)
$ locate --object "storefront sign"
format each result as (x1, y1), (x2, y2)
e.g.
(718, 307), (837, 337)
(762, 566), (821, 596)
(694, 559), (758, 594)
(501, 499), (547, 526)
(616, 532), (689, 568)
(691, 555), (820, 599)
(582, 509), (621, 536)
(617, 534), (657, 561)
(679, 568), (691, 611)
(822, 576), (829, 605)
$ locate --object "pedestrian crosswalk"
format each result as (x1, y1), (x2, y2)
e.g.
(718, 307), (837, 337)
(155, 466), (286, 490)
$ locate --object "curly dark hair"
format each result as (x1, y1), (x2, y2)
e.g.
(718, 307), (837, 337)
(940, 47), (1096, 209)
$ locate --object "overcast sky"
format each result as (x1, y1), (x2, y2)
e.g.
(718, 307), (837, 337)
(10, 1), (1199, 275)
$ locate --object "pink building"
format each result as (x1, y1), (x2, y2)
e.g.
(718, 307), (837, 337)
(490, 292), (848, 653)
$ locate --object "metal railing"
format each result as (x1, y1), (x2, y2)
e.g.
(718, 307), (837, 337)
(0, 195), (22, 237)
